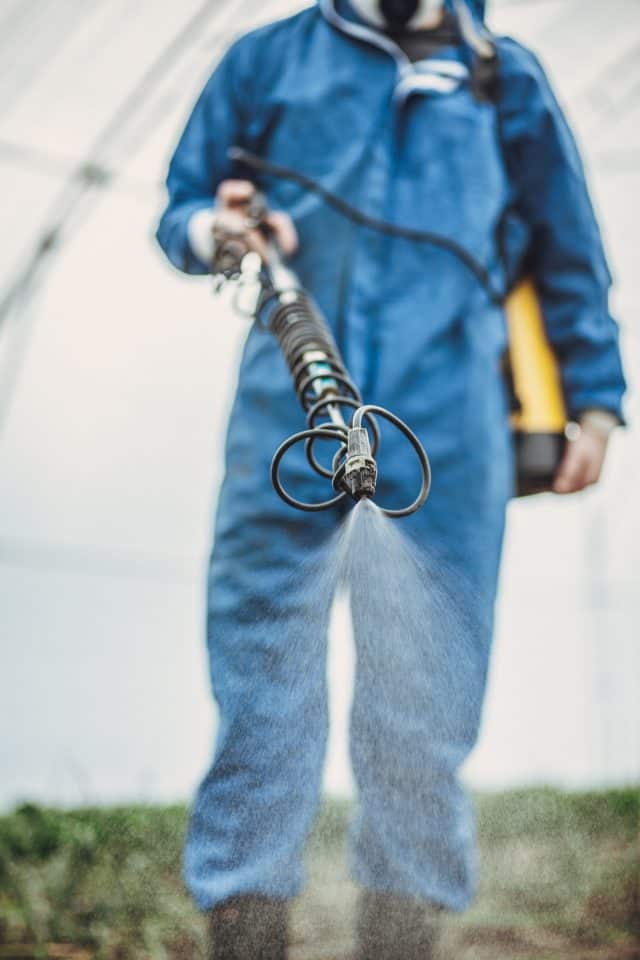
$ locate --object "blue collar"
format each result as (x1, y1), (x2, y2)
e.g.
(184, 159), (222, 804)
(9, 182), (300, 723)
(318, 0), (471, 100)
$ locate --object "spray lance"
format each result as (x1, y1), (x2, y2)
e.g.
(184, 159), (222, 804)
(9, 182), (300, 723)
(211, 188), (432, 518)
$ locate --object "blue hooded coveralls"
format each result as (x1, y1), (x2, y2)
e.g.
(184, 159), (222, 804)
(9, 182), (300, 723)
(157, 0), (626, 912)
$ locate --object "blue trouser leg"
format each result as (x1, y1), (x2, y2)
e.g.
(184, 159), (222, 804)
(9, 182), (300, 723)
(342, 293), (513, 911)
(348, 551), (493, 912)
(184, 498), (338, 910)
(346, 413), (509, 912)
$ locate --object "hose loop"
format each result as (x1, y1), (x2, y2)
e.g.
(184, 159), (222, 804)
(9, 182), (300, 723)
(353, 405), (432, 517)
(263, 288), (432, 516)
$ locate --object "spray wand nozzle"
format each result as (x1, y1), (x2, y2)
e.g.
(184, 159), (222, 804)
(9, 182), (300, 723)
(211, 196), (431, 519)
(336, 427), (378, 501)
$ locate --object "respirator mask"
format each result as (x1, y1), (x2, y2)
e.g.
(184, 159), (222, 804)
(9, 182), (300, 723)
(350, 0), (445, 29)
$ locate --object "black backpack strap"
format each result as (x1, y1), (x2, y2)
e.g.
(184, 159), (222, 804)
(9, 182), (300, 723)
(451, 0), (500, 103)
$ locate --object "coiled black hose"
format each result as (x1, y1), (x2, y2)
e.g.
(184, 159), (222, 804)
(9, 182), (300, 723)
(213, 196), (432, 517)
(261, 283), (430, 517)
(262, 287), (361, 411)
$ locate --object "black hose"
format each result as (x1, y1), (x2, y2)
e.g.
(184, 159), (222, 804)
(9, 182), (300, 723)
(271, 427), (349, 512)
(229, 146), (504, 303)
(353, 405), (432, 517)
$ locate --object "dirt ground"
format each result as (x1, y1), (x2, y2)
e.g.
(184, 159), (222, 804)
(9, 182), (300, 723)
(290, 851), (639, 960)
(1, 791), (638, 959)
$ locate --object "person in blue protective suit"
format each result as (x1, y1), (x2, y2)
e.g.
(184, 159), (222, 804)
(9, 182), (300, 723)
(156, 0), (626, 957)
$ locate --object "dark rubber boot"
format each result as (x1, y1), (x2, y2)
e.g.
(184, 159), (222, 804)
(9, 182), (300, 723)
(208, 895), (288, 960)
(355, 889), (442, 960)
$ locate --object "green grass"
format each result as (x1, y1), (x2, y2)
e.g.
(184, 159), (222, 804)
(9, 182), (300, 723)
(0, 789), (638, 959)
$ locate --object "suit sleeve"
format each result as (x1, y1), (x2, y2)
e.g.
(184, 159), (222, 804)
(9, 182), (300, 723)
(497, 39), (626, 421)
(156, 45), (246, 275)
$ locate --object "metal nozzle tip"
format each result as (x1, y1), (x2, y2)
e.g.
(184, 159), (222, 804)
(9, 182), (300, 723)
(342, 427), (377, 502)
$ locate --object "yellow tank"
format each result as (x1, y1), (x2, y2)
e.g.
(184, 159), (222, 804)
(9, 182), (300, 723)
(505, 279), (567, 496)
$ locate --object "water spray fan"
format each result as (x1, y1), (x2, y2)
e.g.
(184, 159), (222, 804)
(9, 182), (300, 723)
(212, 195), (431, 518)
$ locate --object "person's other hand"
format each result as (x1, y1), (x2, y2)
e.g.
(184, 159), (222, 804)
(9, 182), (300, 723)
(553, 426), (610, 494)
(215, 180), (298, 260)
